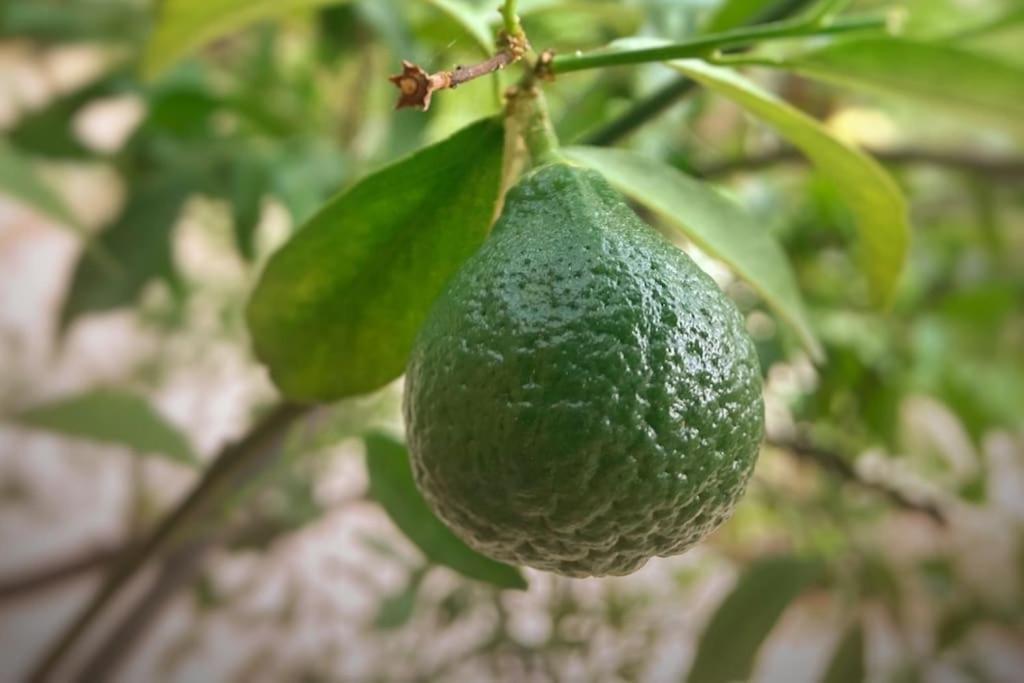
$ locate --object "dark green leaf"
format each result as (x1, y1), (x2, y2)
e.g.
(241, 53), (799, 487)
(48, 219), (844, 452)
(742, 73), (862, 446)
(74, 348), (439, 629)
(247, 118), (504, 402)
(60, 177), (190, 330)
(0, 139), (83, 232)
(6, 77), (121, 159)
(14, 390), (197, 466)
(363, 432), (527, 590)
(822, 620), (865, 683)
(667, 59), (909, 307)
(562, 146), (822, 361)
(687, 555), (821, 683)
(374, 568), (426, 630)
(936, 605), (979, 651)
(778, 38), (1024, 134)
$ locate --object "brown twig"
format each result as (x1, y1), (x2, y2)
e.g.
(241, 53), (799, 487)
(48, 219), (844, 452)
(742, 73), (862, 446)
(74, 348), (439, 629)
(700, 146), (1024, 182)
(389, 32), (527, 110)
(71, 537), (215, 682)
(770, 439), (948, 526)
(27, 402), (311, 683)
(0, 546), (125, 602)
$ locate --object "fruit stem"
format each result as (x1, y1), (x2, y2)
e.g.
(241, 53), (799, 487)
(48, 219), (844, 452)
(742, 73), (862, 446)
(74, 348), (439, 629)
(500, 0), (523, 40)
(507, 85), (561, 167)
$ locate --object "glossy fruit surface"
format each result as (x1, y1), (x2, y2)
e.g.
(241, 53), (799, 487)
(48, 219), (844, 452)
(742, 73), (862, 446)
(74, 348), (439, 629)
(404, 162), (763, 577)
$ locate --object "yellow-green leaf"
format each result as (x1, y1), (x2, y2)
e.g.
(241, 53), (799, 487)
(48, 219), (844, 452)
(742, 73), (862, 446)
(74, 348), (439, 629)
(779, 37), (1024, 133)
(247, 118), (504, 402)
(669, 59), (909, 307)
(143, 0), (354, 79)
(562, 146), (822, 360)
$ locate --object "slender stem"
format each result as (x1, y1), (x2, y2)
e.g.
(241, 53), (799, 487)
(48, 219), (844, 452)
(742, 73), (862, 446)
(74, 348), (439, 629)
(551, 15), (886, 74)
(581, 78), (698, 145)
(501, 0), (522, 38)
(0, 546), (124, 602)
(72, 537), (215, 682)
(26, 402), (310, 682)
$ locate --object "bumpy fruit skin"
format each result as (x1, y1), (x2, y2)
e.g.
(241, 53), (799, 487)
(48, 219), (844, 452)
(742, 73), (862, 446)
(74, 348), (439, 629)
(404, 162), (764, 577)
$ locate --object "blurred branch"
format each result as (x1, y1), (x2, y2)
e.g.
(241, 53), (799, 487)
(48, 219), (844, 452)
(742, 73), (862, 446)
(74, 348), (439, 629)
(700, 147), (1024, 181)
(770, 439), (948, 525)
(71, 537), (215, 682)
(0, 546), (124, 602)
(581, 78), (698, 146)
(27, 402), (312, 683)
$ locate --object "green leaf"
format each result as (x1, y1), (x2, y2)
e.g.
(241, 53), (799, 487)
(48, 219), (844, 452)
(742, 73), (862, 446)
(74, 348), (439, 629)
(14, 390), (197, 466)
(668, 59), (909, 307)
(364, 432), (527, 590)
(143, 0), (355, 79)
(6, 78), (118, 159)
(247, 117), (504, 402)
(687, 555), (821, 683)
(0, 139), (83, 232)
(823, 620), (865, 683)
(777, 38), (1024, 133)
(562, 146), (822, 361)
(60, 177), (190, 330)
(374, 568), (426, 630)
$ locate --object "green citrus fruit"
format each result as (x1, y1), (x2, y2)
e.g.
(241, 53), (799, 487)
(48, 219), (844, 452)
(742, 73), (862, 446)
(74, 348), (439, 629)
(404, 162), (764, 577)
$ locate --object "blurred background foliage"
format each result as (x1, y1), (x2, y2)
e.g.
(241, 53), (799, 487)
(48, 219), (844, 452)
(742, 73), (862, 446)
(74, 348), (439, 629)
(0, 0), (1022, 681)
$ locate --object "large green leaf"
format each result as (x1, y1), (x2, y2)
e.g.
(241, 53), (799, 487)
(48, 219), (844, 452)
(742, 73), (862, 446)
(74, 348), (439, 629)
(687, 555), (822, 683)
(363, 432), (527, 590)
(0, 139), (83, 232)
(668, 59), (909, 307)
(143, 0), (354, 78)
(777, 38), (1024, 133)
(14, 390), (197, 466)
(823, 620), (866, 683)
(562, 146), (822, 360)
(60, 177), (190, 330)
(247, 118), (504, 402)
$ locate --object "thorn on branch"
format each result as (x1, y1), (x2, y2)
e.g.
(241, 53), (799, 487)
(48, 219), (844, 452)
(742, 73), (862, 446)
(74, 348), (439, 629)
(389, 31), (527, 111)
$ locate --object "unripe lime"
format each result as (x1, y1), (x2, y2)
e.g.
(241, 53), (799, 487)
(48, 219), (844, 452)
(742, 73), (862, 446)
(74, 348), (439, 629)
(404, 163), (763, 577)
